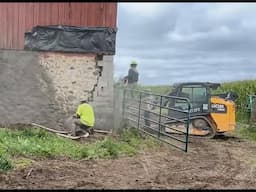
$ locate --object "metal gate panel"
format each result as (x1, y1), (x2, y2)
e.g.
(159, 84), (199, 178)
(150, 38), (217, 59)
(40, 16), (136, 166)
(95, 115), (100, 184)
(122, 88), (191, 152)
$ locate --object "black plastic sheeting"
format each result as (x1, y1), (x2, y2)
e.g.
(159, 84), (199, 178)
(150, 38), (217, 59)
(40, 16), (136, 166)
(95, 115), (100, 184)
(24, 25), (117, 55)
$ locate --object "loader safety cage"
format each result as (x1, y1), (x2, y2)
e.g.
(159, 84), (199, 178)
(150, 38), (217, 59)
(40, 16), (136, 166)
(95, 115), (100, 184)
(122, 88), (191, 152)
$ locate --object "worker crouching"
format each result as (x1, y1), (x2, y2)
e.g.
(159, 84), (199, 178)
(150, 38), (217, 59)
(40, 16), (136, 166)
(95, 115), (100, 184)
(64, 99), (95, 137)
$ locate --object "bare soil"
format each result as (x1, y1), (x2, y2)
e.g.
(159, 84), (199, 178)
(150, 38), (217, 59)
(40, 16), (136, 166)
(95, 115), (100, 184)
(1, 134), (256, 190)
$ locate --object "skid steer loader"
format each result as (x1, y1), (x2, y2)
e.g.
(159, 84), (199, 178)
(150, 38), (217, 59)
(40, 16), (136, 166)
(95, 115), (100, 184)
(164, 82), (238, 138)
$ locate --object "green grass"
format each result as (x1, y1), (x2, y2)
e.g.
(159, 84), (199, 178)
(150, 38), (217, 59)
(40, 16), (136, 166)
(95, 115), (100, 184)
(235, 123), (256, 141)
(0, 155), (13, 172)
(0, 127), (159, 172)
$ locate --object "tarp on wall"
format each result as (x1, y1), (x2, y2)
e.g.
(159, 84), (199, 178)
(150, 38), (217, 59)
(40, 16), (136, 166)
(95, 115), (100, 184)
(24, 25), (117, 55)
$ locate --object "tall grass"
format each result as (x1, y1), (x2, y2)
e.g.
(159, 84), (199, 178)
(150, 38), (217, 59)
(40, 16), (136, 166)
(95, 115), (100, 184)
(0, 127), (159, 172)
(140, 80), (256, 122)
(213, 80), (256, 122)
(235, 123), (256, 141)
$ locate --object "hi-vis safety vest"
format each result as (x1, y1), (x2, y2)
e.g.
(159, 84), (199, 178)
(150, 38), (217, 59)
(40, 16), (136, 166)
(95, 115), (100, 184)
(76, 103), (95, 127)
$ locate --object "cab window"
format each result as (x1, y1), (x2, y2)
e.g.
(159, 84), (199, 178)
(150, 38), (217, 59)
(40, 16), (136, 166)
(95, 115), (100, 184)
(193, 87), (207, 102)
(181, 86), (207, 103)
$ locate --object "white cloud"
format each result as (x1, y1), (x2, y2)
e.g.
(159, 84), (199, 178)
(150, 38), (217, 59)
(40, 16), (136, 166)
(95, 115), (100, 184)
(120, 3), (170, 19)
(115, 3), (256, 85)
(207, 3), (251, 21)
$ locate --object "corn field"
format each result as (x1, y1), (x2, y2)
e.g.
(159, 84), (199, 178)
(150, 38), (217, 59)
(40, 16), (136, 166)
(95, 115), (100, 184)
(214, 80), (256, 122)
(143, 80), (256, 123)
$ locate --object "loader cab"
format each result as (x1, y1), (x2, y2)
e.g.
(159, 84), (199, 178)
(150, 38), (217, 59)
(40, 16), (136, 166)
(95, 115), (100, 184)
(167, 82), (220, 117)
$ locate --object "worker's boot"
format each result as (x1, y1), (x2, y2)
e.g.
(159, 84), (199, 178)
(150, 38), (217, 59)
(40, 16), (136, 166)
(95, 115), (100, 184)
(88, 128), (94, 135)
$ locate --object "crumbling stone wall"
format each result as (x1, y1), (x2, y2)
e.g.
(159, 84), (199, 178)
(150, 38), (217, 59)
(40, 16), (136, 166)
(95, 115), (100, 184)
(0, 50), (114, 131)
(39, 53), (100, 114)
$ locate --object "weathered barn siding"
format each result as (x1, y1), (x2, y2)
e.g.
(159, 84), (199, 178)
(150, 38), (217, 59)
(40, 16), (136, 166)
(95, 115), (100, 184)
(0, 3), (117, 49)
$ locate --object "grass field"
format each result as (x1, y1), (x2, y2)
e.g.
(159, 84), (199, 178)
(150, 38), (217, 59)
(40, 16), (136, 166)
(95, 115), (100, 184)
(0, 127), (159, 172)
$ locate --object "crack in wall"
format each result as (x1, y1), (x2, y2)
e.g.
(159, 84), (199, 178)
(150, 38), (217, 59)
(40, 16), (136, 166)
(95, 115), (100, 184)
(0, 50), (113, 131)
(39, 52), (100, 117)
(90, 59), (103, 101)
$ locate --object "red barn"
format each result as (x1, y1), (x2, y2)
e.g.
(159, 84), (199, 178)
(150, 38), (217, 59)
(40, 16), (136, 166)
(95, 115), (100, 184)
(0, 3), (117, 49)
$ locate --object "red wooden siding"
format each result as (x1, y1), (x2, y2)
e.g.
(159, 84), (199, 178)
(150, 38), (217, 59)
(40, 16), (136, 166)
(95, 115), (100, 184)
(0, 2), (117, 49)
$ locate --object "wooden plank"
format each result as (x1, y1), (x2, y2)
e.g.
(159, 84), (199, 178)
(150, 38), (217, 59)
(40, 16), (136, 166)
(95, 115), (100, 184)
(18, 3), (26, 49)
(31, 122), (111, 135)
(101, 3), (106, 26)
(106, 3), (117, 28)
(5, 3), (10, 48)
(94, 3), (102, 26)
(31, 123), (69, 134)
(62, 2), (70, 25)
(87, 2), (97, 27)
(80, 3), (88, 26)
(94, 129), (112, 134)
(0, 4), (3, 48)
(56, 132), (89, 140)
(33, 3), (40, 28)
(13, 3), (19, 49)
(70, 2), (81, 26)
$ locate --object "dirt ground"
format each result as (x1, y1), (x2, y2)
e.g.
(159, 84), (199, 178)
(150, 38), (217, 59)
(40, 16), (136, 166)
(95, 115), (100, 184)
(1, 134), (256, 190)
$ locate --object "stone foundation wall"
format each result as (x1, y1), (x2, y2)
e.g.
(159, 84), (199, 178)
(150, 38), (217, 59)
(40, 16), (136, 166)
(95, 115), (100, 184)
(39, 53), (100, 114)
(0, 50), (114, 131)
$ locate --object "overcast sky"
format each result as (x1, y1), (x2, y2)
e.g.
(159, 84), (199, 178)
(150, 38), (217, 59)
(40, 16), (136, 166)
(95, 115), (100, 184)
(113, 3), (256, 85)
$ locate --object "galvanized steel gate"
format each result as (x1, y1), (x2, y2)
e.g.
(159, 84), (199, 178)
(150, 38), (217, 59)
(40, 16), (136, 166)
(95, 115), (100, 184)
(122, 88), (191, 152)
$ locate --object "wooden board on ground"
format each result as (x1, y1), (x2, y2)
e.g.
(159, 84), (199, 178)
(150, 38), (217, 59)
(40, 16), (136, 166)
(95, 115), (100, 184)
(31, 122), (112, 137)
(93, 129), (112, 134)
(56, 133), (89, 140)
(31, 123), (69, 134)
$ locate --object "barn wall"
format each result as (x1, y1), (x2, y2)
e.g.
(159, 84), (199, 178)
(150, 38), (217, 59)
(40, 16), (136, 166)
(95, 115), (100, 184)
(0, 3), (117, 49)
(0, 3), (117, 131)
(0, 49), (113, 131)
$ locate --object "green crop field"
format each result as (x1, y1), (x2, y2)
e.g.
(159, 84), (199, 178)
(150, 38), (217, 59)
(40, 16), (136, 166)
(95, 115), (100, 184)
(142, 80), (256, 122)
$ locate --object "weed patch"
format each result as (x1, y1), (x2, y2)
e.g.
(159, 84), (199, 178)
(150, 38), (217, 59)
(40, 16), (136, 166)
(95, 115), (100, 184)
(0, 127), (159, 171)
(236, 123), (256, 141)
(0, 155), (13, 172)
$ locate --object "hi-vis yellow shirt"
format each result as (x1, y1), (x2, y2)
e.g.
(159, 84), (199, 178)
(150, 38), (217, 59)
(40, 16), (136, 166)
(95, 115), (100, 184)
(76, 103), (95, 127)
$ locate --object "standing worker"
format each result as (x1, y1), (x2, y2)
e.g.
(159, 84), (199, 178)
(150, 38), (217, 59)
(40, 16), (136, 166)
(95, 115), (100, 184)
(64, 99), (95, 137)
(126, 61), (139, 98)
(127, 61), (139, 87)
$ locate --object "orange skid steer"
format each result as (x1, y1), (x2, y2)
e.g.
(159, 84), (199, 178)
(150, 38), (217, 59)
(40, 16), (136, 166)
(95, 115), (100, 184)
(163, 82), (237, 138)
